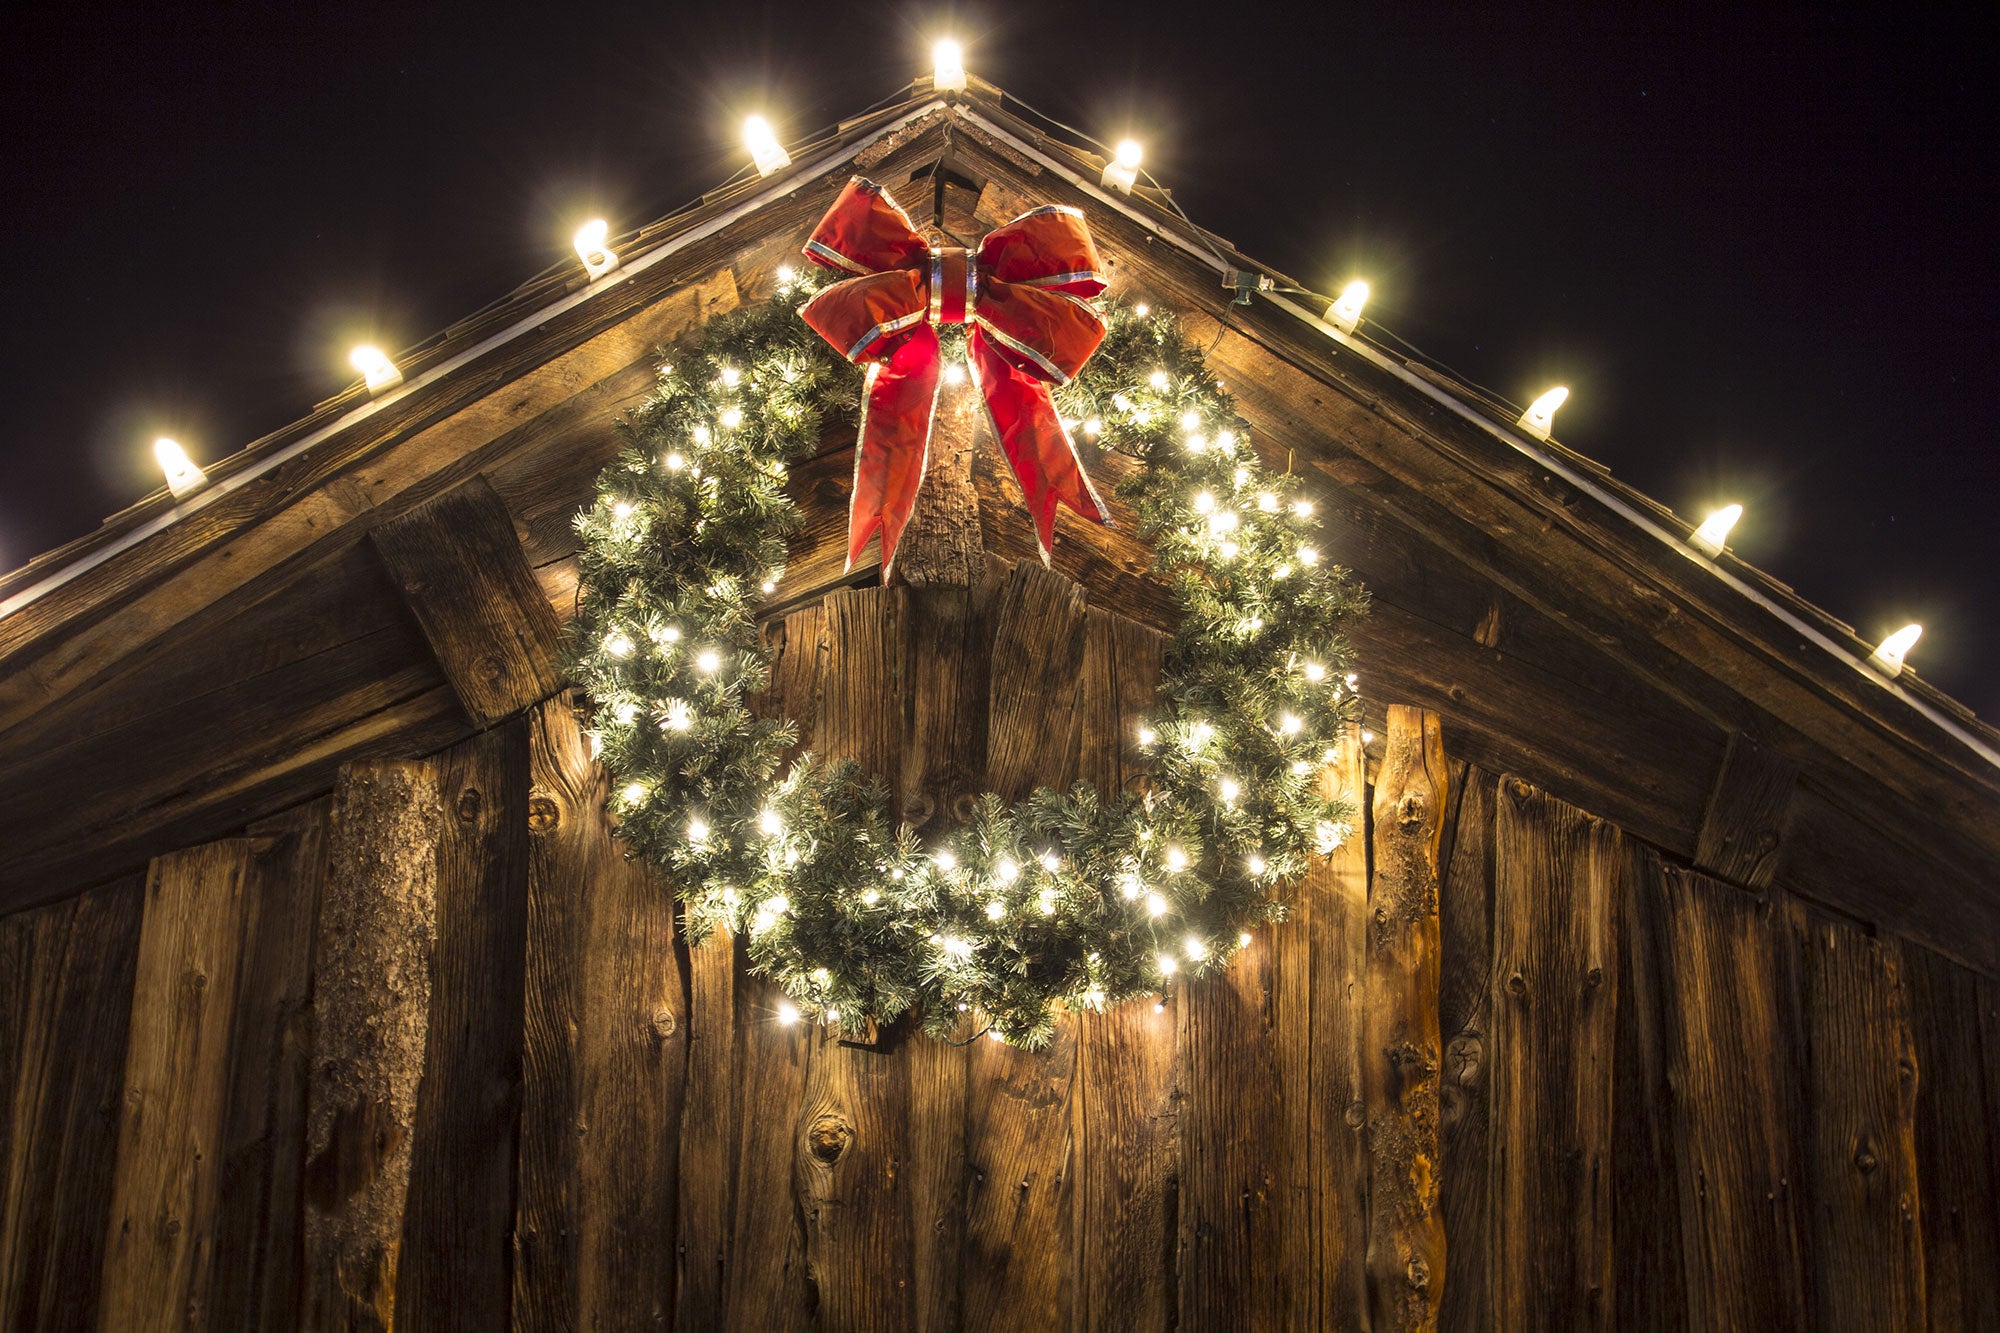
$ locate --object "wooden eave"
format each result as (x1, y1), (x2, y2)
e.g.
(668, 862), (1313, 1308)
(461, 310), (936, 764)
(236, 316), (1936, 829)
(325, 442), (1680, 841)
(0, 83), (1993, 973)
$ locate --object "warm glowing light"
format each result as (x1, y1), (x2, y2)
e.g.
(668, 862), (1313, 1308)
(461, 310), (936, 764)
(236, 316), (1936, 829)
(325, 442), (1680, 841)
(759, 808), (784, 837)
(688, 817), (710, 842)
(986, 900), (1006, 921)
(932, 39), (967, 93)
(696, 649), (722, 673)
(1157, 952), (1178, 976)
(935, 849), (958, 872)
(1038, 851), (1059, 873)
(1690, 503), (1743, 557)
(996, 857), (1020, 884)
(745, 116), (791, 176)
(1145, 891), (1168, 917)
(154, 438), (206, 499)
(1869, 623), (1923, 677)
(1137, 725), (1157, 748)
(719, 406), (744, 429)
(1185, 935), (1208, 962)
(603, 631), (634, 658)
(1148, 369), (1169, 390)
(1324, 280), (1370, 335)
(1102, 139), (1142, 193)
(942, 362), (966, 385)
(1246, 854), (1267, 876)
(622, 781), (647, 803)
(349, 345), (402, 393)
(1239, 931), (1253, 947)
(1517, 386), (1570, 440)
(1304, 661), (1327, 683)
(574, 218), (618, 279)
(1164, 846), (1188, 873)
(777, 1002), (800, 1025)
(1278, 713), (1303, 735)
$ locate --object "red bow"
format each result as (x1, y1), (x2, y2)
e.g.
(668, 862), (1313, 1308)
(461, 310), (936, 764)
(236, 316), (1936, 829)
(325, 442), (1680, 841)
(798, 177), (1111, 576)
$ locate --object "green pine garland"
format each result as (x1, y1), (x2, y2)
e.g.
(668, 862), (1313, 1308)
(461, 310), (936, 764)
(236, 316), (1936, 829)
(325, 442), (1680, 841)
(568, 268), (1366, 1046)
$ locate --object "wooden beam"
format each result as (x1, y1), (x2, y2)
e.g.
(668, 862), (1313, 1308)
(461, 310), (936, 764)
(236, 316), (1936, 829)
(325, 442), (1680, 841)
(369, 475), (564, 727)
(1694, 733), (1800, 890)
(1489, 777), (1623, 1329)
(1365, 705), (1450, 1331)
(0, 877), (143, 1333)
(302, 760), (441, 1331)
(512, 696), (685, 1331)
(98, 840), (256, 1332)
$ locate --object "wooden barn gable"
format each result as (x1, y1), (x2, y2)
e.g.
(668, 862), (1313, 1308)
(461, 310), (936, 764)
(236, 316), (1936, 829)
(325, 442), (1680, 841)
(2, 76), (1997, 1332)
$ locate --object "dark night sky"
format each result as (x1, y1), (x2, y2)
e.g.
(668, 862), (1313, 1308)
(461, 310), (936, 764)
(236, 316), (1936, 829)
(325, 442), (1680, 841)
(3, 4), (1995, 717)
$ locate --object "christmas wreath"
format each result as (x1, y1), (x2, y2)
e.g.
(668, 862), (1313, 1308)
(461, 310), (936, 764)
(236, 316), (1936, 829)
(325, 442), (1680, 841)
(568, 232), (1363, 1046)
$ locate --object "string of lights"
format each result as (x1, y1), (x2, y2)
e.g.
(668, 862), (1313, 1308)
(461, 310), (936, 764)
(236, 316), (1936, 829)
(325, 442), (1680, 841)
(31, 36), (1934, 691)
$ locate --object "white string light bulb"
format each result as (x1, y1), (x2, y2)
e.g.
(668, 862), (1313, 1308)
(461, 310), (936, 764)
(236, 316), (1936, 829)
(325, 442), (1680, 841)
(574, 218), (618, 279)
(154, 438), (207, 499)
(1869, 623), (1923, 677)
(745, 115), (792, 176)
(1102, 139), (1142, 193)
(932, 39), (967, 93)
(1517, 386), (1570, 441)
(777, 1002), (800, 1025)
(1690, 503), (1743, 557)
(349, 345), (402, 394)
(1324, 280), (1370, 335)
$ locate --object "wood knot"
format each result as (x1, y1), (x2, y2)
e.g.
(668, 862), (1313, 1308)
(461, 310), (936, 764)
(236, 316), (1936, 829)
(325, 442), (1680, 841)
(1507, 778), (1535, 802)
(1585, 966), (1605, 990)
(1506, 972), (1527, 997)
(1407, 1257), (1430, 1289)
(651, 1008), (678, 1041)
(473, 652), (507, 686)
(527, 794), (560, 834)
(456, 787), (483, 822)
(1397, 793), (1426, 829)
(901, 791), (937, 827)
(808, 1115), (851, 1165)
(1853, 1140), (1879, 1175)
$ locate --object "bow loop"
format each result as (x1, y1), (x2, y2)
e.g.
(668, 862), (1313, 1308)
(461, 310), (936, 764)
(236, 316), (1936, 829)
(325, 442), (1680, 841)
(798, 176), (1111, 576)
(978, 205), (1107, 296)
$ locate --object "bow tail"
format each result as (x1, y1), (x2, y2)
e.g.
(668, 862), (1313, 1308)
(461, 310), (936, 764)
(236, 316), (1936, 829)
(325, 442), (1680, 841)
(968, 331), (1109, 562)
(850, 327), (943, 577)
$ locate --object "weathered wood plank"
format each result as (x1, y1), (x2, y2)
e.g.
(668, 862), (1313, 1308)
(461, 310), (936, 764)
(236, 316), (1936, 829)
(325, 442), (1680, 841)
(0, 877), (143, 1333)
(97, 841), (255, 1331)
(1694, 733), (1799, 890)
(799, 586), (918, 1329)
(369, 475), (564, 726)
(1437, 765), (1496, 1333)
(514, 696), (686, 1332)
(894, 384), (985, 588)
(1489, 777), (1623, 1330)
(396, 723), (532, 1329)
(1781, 902), (1926, 1331)
(1365, 705), (1449, 1331)
(1625, 851), (1804, 1330)
(722, 974), (814, 1331)
(964, 1031), (1078, 1330)
(1178, 926), (1290, 1328)
(1610, 843), (1683, 1333)
(1901, 941), (2000, 1331)
(1308, 722), (1372, 1333)
(984, 562), (1089, 800)
(674, 930), (738, 1330)
(1072, 615), (1177, 1333)
(209, 800), (331, 1333)
(302, 761), (441, 1332)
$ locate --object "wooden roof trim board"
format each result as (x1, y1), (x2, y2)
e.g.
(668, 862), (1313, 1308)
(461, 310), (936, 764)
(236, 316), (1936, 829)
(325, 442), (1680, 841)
(0, 83), (1992, 788)
(945, 102), (2000, 778)
(0, 96), (950, 623)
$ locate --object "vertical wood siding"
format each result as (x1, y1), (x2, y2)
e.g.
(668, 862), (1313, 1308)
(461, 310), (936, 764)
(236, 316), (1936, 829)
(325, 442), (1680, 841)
(1, 571), (1994, 1331)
